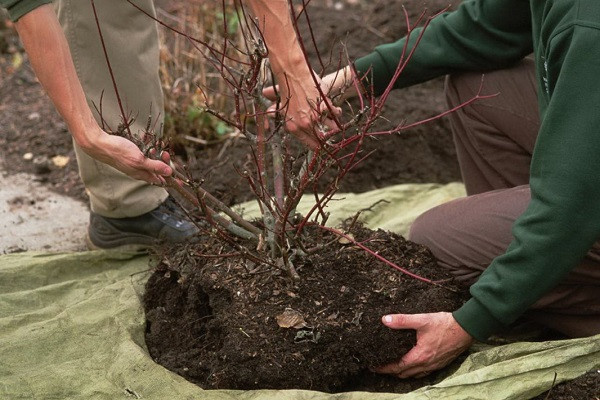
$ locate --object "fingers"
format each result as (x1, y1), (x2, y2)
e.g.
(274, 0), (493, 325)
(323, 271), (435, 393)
(382, 313), (428, 330)
(160, 150), (171, 164)
(321, 118), (340, 139)
(375, 362), (431, 378)
(287, 124), (320, 150)
(143, 158), (172, 178)
(374, 359), (406, 375)
(324, 103), (342, 118)
(374, 344), (430, 378)
(398, 366), (432, 379)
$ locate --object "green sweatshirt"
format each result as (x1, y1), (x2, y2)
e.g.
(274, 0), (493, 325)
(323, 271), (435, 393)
(1, 0), (50, 21)
(355, 0), (600, 340)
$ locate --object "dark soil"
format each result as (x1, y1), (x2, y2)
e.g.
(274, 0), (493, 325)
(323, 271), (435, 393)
(0, 48), (85, 203)
(144, 224), (468, 393)
(533, 370), (600, 400)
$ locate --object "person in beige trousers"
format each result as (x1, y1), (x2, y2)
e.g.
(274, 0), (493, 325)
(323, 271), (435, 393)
(4, 0), (333, 250)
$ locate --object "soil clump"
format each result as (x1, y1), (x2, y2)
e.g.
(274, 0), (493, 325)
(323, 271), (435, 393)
(144, 224), (468, 393)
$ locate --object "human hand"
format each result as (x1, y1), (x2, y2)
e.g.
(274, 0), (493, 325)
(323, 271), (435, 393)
(81, 128), (173, 185)
(263, 71), (341, 149)
(374, 312), (473, 378)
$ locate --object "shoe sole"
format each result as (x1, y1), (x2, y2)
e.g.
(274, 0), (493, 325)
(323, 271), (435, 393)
(85, 232), (152, 253)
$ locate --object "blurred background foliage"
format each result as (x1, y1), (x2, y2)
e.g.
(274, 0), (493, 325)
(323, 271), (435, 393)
(156, 1), (245, 149)
(0, 2), (244, 148)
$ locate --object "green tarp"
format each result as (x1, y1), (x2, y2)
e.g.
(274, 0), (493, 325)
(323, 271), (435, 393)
(1, 183), (599, 399)
(235, 182), (468, 238)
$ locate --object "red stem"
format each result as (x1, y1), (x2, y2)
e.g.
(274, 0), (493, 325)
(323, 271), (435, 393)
(90, 0), (132, 137)
(314, 225), (447, 288)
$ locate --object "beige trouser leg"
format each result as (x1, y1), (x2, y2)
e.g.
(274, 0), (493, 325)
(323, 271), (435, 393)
(409, 59), (600, 338)
(54, 0), (168, 218)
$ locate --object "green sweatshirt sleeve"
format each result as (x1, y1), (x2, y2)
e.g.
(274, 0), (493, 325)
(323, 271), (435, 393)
(353, 0), (533, 95)
(455, 21), (600, 340)
(0, 0), (51, 21)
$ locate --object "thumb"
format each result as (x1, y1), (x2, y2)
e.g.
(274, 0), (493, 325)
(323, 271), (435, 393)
(382, 314), (425, 330)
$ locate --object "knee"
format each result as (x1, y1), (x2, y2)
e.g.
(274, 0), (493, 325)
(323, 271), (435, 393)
(408, 207), (443, 251)
(409, 204), (479, 281)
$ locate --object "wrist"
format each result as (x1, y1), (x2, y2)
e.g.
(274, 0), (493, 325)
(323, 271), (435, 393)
(70, 119), (105, 153)
(453, 298), (506, 341)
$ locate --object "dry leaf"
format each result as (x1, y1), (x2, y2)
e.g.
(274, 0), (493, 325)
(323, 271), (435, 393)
(11, 52), (23, 69)
(338, 233), (354, 244)
(276, 308), (307, 329)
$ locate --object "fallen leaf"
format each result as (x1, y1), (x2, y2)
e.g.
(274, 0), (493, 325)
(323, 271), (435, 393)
(338, 233), (354, 244)
(276, 308), (307, 329)
(11, 52), (23, 69)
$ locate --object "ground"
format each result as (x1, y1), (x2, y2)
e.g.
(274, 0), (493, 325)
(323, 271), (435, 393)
(0, 30), (87, 253)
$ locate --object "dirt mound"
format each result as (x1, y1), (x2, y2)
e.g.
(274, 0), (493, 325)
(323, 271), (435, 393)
(144, 225), (468, 393)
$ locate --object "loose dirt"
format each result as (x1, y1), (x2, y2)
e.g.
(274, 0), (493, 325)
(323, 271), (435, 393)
(143, 0), (468, 394)
(145, 224), (469, 393)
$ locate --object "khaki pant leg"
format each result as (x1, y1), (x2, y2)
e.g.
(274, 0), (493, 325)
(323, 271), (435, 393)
(54, 0), (167, 218)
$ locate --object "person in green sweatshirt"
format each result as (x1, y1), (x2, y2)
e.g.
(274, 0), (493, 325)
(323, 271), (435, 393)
(316, 0), (600, 378)
(0, 0), (335, 250)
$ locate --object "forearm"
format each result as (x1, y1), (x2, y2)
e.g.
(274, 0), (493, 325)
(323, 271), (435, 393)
(11, 4), (172, 184)
(243, 0), (310, 81)
(245, 0), (341, 148)
(15, 4), (99, 149)
(456, 27), (600, 340)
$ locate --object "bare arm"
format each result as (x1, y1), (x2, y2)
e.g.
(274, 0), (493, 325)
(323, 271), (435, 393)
(244, 0), (339, 149)
(14, 5), (172, 184)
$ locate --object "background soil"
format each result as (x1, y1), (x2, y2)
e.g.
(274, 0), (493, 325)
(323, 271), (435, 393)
(180, 0), (462, 206)
(0, 0), (461, 208)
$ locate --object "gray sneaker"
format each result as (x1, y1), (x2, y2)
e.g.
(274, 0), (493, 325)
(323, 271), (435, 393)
(86, 197), (199, 251)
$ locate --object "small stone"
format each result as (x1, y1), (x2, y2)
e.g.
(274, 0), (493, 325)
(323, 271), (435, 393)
(51, 155), (70, 168)
(27, 112), (40, 120)
(338, 233), (354, 244)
